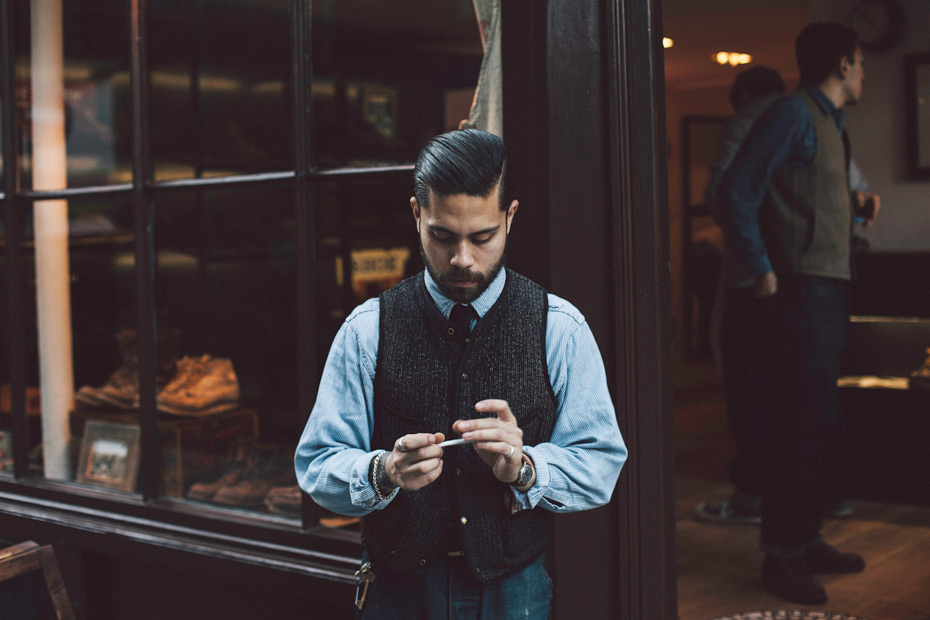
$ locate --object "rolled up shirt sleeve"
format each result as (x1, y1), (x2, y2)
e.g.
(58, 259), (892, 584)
(294, 300), (393, 516)
(511, 296), (627, 513)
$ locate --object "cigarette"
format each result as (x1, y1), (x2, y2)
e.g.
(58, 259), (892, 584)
(437, 438), (470, 448)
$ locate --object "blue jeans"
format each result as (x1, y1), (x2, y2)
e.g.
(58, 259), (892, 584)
(357, 552), (552, 620)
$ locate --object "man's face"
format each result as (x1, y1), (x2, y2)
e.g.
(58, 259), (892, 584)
(411, 188), (518, 304)
(843, 46), (865, 105)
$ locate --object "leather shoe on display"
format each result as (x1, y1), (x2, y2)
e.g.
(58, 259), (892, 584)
(804, 539), (866, 574)
(762, 555), (827, 605)
(212, 443), (294, 508)
(156, 355), (240, 416)
(264, 485), (302, 517)
(186, 438), (252, 501)
(85, 329), (139, 409)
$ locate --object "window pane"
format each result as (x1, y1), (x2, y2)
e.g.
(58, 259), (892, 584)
(16, 196), (136, 486)
(312, 0), (482, 167)
(148, 1), (292, 181)
(153, 185), (298, 516)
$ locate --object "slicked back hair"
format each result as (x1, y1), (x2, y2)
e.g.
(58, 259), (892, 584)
(795, 21), (860, 86)
(414, 129), (509, 211)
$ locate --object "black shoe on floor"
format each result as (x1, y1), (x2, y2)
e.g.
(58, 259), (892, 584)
(762, 555), (827, 605)
(804, 539), (866, 574)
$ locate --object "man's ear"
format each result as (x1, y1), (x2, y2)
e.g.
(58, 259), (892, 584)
(839, 55), (851, 78)
(410, 196), (421, 232)
(505, 200), (519, 234)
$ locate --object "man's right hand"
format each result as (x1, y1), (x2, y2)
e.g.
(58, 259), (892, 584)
(753, 271), (777, 298)
(382, 433), (446, 492)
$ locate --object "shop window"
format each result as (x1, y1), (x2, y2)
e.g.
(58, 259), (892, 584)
(1, 0), (484, 535)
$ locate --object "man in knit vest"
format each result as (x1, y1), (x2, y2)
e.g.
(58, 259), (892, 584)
(296, 128), (626, 618)
(718, 22), (881, 605)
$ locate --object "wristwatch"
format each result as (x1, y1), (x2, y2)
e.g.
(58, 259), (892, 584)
(511, 455), (534, 488)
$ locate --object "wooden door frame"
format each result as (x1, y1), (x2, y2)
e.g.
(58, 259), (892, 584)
(503, 1), (675, 617)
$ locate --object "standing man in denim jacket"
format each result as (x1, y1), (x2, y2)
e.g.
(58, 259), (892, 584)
(296, 128), (627, 619)
(718, 22), (881, 605)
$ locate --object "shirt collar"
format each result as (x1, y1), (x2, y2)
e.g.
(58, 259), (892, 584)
(424, 267), (507, 319)
(803, 83), (846, 133)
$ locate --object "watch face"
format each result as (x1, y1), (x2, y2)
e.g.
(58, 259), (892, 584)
(518, 463), (533, 485)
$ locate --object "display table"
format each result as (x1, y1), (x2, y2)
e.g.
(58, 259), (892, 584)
(839, 316), (930, 506)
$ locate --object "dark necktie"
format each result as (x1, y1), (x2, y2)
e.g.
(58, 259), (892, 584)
(450, 304), (477, 340)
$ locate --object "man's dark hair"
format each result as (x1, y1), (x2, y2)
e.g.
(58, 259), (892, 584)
(414, 129), (509, 211)
(795, 21), (860, 85)
(729, 65), (786, 110)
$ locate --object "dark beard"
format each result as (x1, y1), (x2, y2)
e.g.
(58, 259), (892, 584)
(419, 242), (506, 304)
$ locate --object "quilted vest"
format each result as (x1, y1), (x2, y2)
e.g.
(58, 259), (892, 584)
(760, 89), (853, 280)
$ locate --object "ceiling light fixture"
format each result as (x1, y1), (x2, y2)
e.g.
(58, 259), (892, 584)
(714, 52), (752, 66)
(663, 37), (674, 48)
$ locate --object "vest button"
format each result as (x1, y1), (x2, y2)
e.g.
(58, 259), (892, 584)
(462, 373), (469, 381)
(448, 327), (455, 335)
(460, 516), (467, 525)
(419, 558), (427, 567)
(456, 469), (462, 476)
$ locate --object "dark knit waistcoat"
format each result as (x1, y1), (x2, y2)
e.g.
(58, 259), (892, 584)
(366, 268), (557, 583)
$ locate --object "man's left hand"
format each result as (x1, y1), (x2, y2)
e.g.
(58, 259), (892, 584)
(452, 399), (524, 484)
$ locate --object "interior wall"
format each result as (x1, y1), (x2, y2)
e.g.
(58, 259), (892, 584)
(812, 0), (930, 251)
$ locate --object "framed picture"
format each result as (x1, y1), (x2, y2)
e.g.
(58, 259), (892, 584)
(905, 53), (930, 180)
(76, 421), (140, 491)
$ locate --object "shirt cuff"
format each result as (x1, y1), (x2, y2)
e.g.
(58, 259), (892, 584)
(508, 447), (549, 512)
(349, 450), (397, 509)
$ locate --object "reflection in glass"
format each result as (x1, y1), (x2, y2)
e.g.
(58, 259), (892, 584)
(312, 0), (482, 167)
(148, 0), (292, 180)
(314, 175), (421, 356)
(16, 0), (132, 189)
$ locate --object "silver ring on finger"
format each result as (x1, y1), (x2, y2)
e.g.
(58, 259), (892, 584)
(397, 437), (407, 453)
(507, 444), (515, 459)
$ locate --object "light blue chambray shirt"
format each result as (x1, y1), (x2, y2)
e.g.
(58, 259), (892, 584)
(295, 268), (627, 516)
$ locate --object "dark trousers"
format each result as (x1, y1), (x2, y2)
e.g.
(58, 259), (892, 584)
(719, 287), (777, 497)
(760, 274), (850, 550)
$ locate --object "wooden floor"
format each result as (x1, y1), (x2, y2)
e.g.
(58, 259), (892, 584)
(674, 382), (930, 620)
